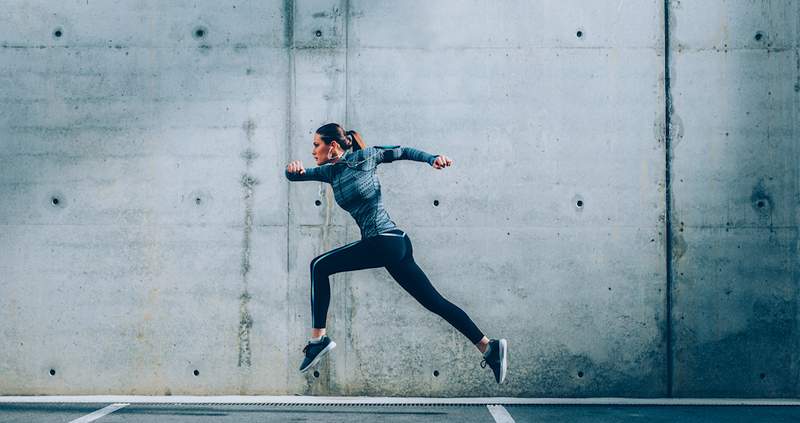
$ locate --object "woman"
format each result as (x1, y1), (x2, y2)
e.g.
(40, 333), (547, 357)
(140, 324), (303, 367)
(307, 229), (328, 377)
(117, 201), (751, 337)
(285, 122), (508, 384)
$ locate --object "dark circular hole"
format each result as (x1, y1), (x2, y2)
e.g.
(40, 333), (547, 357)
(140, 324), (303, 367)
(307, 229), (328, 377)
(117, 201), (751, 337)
(195, 197), (201, 205)
(577, 371), (584, 378)
(54, 29), (62, 38)
(433, 370), (439, 377)
(754, 31), (764, 41)
(315, 30), (322, 37)
(193, 369), (199, 376)
(51, 197), (59, 205)
(195, 28), (205, 38)
(49, 369), (56, 376)
(756, 200), (765, 208)
(576, 200), (583, 207)
(313, 370), (320, 378)
(760, 372), (766, 379)
(315, 200), (322, 206)
(576, 30), (583, 38)
(433, 200), (439, 207)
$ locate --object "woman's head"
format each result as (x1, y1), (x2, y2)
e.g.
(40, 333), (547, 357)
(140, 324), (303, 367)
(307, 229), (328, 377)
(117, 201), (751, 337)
(312, 123), (366, 165)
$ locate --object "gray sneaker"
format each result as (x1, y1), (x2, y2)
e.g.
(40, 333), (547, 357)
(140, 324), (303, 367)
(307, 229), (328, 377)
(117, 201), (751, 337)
(299, 336), (336, 373)
(480, 338), (508, 383)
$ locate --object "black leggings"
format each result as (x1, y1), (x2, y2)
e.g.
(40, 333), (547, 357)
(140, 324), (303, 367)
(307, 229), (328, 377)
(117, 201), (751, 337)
(309, 228), (485, 345)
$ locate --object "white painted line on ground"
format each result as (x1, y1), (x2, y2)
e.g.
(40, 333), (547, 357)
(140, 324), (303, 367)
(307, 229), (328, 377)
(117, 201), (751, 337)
(487, 404), (515, 422)
(2, 396), (800, 406)
(68, 403), (128, 423)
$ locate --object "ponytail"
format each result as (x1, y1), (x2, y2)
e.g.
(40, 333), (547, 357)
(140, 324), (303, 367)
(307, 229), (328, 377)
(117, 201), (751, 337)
(316, 122), (367, 152)
(346, 130), (366, 151)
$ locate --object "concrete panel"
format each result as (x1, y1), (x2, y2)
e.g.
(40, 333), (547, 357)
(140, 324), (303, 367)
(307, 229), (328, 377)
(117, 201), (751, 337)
(0, 1), (286, 48)
(0, 224), (288, 394)
(669, 0), (800, 397)
(340, 0), (667, 396)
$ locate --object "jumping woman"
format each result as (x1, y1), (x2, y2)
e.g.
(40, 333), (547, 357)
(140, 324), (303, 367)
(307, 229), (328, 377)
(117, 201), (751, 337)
(285, 123), (508, 384)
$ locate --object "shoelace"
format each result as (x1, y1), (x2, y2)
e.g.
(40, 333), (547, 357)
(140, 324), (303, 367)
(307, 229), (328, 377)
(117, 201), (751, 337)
(302, 340), (323, 356)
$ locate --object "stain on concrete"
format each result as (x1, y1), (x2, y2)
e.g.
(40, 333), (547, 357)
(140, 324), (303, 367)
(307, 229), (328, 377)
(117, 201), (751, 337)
(668, 112), (684, 151)
(750, 178), (773, 214)
(672, 231), (687, 262)
(283, 0), (294, 49)
(237, 119), (260, 367)
(238, 292), (254, 367)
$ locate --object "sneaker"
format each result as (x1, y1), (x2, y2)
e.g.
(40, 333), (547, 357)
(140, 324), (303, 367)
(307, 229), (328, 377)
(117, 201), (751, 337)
(480, 338), (508, 383)
(299, 336), (336, 373)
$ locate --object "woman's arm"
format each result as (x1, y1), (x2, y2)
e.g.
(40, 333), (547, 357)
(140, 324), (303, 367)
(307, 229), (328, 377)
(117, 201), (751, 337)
(285, 162), (332, 183)
(376, 145), (438, 166)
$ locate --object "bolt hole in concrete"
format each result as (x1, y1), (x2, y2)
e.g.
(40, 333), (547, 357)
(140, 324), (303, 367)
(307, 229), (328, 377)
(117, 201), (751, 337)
(195, 197), (202, 205)
(754, 31), (765, 41)
(313, 370), (320, 378)
(756, 200), (765, 208)
(433, 370), (440, 377)
(433, 200), (439, 207)
(576, 200), (583, 207)
(49, 369), (56, 376)
(315, 200), (322, 206)
(576, 30), (583, 38)
(193, 369), (199, 376)
(315, 30), (322, 37)
(53, 28), (62, 38)
(194, 26), (207, 39)
(51, 197), (59, 205)
(577, 371), (584, 378)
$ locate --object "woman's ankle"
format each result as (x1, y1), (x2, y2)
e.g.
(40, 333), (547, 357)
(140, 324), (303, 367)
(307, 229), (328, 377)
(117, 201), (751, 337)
(475, 336), (490, 354)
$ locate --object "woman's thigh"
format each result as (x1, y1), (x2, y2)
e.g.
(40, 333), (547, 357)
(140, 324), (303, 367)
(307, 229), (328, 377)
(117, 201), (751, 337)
(312, 233), (407, 276)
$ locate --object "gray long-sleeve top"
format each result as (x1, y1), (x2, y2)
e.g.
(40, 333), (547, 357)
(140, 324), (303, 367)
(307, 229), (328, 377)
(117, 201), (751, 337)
(285, 145), (438, 239)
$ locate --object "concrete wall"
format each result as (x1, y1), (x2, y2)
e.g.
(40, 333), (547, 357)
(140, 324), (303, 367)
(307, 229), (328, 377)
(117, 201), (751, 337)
(0, 0), (796, 397)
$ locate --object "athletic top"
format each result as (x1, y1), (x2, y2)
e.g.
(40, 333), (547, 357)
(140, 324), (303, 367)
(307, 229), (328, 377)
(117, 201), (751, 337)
(285, 145), (438, 239)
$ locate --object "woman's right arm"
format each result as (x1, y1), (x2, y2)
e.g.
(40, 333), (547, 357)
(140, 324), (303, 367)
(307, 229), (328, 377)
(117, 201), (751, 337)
(285, 161), (332, 183)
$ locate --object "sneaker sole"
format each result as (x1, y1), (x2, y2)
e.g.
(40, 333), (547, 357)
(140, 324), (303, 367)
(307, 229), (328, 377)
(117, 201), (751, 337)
(498, 339), (507, 383)
(299, 341), (337, 373)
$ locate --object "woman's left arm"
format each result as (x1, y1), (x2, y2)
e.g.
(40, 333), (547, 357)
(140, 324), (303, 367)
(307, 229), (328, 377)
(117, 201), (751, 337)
(376, 145), (452, 169)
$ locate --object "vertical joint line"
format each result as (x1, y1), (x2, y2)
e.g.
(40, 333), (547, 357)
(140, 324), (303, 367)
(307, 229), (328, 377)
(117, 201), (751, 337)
(344, 0), (350, 128)
(663, 0), (674, 398)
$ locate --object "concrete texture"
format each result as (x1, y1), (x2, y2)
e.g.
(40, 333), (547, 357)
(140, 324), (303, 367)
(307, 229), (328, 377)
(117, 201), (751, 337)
(0, 0), (796, 397)
(668, 1), (800, 397)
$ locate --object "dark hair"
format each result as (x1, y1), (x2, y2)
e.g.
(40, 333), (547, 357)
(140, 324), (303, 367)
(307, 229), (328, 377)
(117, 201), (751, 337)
(316, 122), (366, 152)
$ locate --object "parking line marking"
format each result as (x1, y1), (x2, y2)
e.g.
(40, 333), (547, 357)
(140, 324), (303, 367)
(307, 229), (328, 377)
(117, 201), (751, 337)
(487, 404), (515, 422)
(68, 403), (128, 423)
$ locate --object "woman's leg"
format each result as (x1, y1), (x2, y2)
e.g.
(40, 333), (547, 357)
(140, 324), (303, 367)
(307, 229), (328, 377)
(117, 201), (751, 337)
(385, 234), (486, 347)
(309, 234), (406, 332)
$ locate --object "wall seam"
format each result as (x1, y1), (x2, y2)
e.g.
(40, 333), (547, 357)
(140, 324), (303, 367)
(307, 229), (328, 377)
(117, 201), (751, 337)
(284, 0), (295, 391)
(663, 0), (674, 398)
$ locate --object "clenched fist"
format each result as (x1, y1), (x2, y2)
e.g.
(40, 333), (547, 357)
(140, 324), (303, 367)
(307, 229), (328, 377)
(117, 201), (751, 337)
(432, 155), (453, 170)
(286, 160), (306, 175)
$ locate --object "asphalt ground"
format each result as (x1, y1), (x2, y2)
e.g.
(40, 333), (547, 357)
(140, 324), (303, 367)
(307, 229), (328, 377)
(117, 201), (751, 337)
(2, 397), (800, 422)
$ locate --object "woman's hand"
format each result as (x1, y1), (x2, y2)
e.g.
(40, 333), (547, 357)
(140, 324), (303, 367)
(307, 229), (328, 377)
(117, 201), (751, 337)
(432, 155), (453, 170)
(286, 160), (306, 175)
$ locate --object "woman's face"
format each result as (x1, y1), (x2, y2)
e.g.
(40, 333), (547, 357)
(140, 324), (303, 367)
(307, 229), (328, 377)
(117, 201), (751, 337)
(312, 133), (340, 165)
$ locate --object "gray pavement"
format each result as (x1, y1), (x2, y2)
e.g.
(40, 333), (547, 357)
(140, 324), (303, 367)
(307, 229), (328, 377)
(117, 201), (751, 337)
(4, 399), (800, 422)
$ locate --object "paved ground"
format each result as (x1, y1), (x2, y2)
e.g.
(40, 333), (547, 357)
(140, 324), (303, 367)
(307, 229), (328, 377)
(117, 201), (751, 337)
(2, 397), (800, 422)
